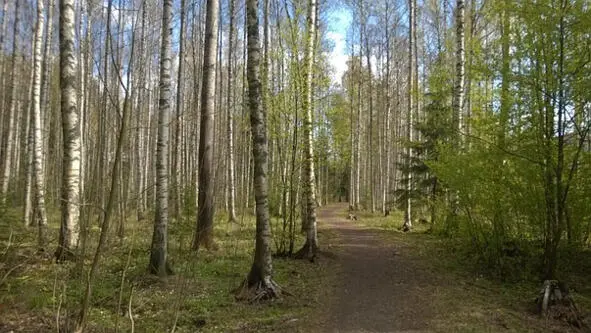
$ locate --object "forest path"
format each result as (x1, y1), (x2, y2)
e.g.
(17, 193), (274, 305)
(310, 203), (441, 333)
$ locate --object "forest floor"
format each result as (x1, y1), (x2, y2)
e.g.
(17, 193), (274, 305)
(298, 203), (591, 333)
(1, 203), (591, 332)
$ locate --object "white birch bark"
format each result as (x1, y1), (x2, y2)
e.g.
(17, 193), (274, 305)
(403, 0), (416, 231)
(240, 0), (279, 298)
(32, 0), (49, 247)
(227, 0), (237, 223)
(1, 0), (20, 203)
(453, 0), (465, 140)
(296, 0), (318, 260)
(56, 0), (81, 259)
(149, 0), (172, 276)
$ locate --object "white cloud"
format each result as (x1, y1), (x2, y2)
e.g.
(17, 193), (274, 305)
(326, 31), (348, 86)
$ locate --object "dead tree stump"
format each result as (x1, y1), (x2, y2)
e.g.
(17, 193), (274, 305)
(536, 280), (585, 328)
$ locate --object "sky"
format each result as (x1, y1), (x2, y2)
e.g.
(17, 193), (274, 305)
(326, 8), (352, 86)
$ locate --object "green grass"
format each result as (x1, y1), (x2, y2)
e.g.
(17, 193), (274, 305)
(0, 207), (331, 333)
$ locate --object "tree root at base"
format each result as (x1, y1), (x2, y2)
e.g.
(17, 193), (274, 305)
(233, 277), (285, 302)
(293, 242), (318, 262)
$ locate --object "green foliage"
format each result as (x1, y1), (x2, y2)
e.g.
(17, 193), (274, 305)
(396, 62), (453, 220)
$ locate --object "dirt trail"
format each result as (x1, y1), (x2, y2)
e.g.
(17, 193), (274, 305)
(313, 203), (441, 333)
(291, 203), (581, 333)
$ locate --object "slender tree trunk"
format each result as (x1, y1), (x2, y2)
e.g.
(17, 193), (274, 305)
(498, 0), (510, 145)
(383, 0), (391, 215)
(1, 0), (20, 204)
(31, 0), (49, 249)
(0, 0), (8, 156)
(349, 77), (355, 209)
(355, 53), (361, 210)
(194, 0), (220, 250)
(172, 0), (186, 222)
(149, 0), (173, 276)
(295, 0), (318, 260)
(41, 0), (54, 182)
(362, 1), (375, 214)
(237, 0), (280, 299)
(452, 0), (465, 142)
(403, 0), (416, 231)
(56, 0), (81, 261)
(226, 0), (237, 223)
(136, 0), (147, 220)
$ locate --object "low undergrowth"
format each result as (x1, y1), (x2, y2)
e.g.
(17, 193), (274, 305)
(0, 207), (332, 332)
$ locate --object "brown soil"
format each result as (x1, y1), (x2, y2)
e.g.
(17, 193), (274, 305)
(292, 203), (585, 333)
(309, 203), (441, 333)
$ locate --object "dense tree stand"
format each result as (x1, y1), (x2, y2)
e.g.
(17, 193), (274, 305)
(1, 0), (591, 330)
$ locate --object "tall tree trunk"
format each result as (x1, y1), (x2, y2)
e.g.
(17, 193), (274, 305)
(172, 0), (186, 222)
(41, 0), (54, 182)
(452, 0), (465, 142)
(0, 0), (8, 157)
(1, 0), (20, 204)
(383, 0), (391, 215)
(498, 0), (510, 145)
(32, 0), (49, 249)
(56, 0), (81, 261)
(149, 0), (173, 276)
(355, 47), (362, 210)
(194, 0), (220, 250)
(236, 0), (280, 300)
(295, 0), (318, 260)
(362, 0), (375, 214)
(349, 75), (355, 210)
(226, 0), (237, 223)
(403, 0), (416, 232)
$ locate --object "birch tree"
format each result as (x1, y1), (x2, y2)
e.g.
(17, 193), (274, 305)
(236, 0), (280, 300)
(295, 0), (319, 260)
(56, 0), (81, 260)
(0, 0), (20, 204)
(149, 0), (173, 276)
(31, 0), (49, 248)
(226, 0), (237, 223)
(402, 0), (416, 232)
(452, 0), (465, 141)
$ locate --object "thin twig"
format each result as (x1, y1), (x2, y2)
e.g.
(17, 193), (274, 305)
(128, 285), (135, 333)
(0, 262), (25, 286)
(1, 229), (12, 256)
(56, 282), (64, 333)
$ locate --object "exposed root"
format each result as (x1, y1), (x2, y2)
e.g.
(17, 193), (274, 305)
(233, 277), (284, 302)
(273, 251), (293, 258)
(54, 247), (77, 263)
(148, 261), (174, 277)
(294, 241), (318, 262)
(536, 280), (586, 329)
